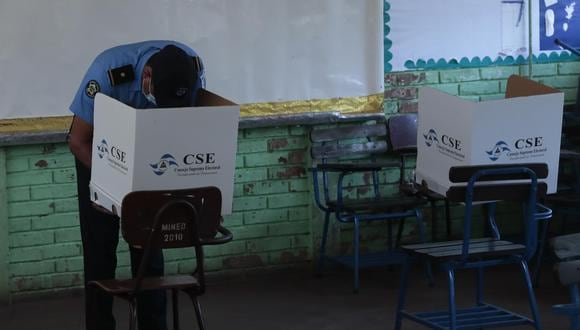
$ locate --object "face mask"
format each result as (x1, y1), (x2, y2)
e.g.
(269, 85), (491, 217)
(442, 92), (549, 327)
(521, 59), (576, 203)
(142, 78), (157, 106)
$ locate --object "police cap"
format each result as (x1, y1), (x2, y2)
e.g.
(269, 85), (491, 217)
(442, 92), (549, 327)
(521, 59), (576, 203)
(148, 45), (196, 108)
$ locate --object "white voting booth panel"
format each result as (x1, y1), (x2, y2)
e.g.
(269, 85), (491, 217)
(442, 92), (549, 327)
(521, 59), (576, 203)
(416, 75), (564, 196)
(90, 90), (239, 215)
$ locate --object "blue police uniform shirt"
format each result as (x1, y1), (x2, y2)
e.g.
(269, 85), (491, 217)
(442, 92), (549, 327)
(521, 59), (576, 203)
(69, 40), (205, 125)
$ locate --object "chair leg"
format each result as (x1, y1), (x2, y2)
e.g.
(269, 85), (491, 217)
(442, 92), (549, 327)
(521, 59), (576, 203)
(533, 218), (550, 288)
(316, 211), (331, 276)
(519, 259), (543, 330)
(415, 210), (434, 287)
(414, 209), (427, 243)
(394, 257), (412, 330)
(447, 267), (457, 330)
(353, 217), (361, 293)
(191, 296), (206, 330)
(129, 299), (138, 330)
(172, 289), (180, 330)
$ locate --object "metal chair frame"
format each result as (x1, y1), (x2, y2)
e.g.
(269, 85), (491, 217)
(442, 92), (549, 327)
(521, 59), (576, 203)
(310, 122), (431, 292)
(395, 164), (551, 329)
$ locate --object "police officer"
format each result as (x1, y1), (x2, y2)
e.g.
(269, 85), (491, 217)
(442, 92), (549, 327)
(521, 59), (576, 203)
(67, 40), (205, 330)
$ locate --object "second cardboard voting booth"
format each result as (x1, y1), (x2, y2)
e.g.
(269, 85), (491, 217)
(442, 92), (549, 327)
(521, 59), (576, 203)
(416, 75), (564, 196)
(90, 90), (240, 215)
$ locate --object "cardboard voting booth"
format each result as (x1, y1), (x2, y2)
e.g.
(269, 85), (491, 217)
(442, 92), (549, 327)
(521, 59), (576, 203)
(90, 90), (240, 215)
(416, 75), (564, 196)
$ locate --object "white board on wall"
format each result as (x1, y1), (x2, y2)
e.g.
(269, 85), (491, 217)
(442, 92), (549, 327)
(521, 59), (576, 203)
(387, 0), (579, 72)
(0, 0), (384, 119)
(388, 0), (529, 71)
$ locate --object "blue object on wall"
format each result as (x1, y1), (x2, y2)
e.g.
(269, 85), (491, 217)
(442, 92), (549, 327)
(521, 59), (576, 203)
(540, 0), (580, 51)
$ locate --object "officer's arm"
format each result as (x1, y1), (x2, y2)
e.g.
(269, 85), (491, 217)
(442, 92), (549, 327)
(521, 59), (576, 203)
(68, 116), (93, 168)
(68, 58), (111, 167)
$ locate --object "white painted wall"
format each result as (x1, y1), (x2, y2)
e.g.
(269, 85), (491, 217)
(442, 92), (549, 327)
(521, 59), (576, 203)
(0, 0), (383, 119)
(389, 0), (530, 71)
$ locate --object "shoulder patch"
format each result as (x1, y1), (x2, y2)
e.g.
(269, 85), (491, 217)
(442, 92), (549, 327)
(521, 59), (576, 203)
(85, 80), (100, 98)
(107, 65), (135, 86)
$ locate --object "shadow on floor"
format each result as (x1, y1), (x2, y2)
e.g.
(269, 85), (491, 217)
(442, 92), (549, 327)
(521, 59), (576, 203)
(0, 263), (572, 329)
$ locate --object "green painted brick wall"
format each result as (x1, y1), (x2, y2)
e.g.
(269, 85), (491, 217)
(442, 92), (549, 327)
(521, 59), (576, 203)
(2, 125), (313, 299)
(1, 61), (579, 300)
(5, 145), (82, 295)
(384, 62), (580, 238)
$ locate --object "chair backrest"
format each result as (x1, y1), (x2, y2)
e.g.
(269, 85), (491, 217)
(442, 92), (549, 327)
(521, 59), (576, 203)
(388, 113), (418, 153)
(446, 163), (548, 203)
(447, 163), (549, 261)
(121, 186), (223, 249)
(388, 114), (418, 183)
(309, 122), (392, 206)
(310, 123), (389, 162)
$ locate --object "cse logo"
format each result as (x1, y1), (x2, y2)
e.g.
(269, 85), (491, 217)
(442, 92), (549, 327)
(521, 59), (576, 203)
(423, 129), (439, 147)
(441, 135), (462, 151)
(486, 141), (511, 161)
(96, 139), (127, 163)
(110, 146), (127, 163)
(96, 139), (108, 159)
(150, 154), (179, 176)
(423, 129), (462, 151)
(149, 152), (217, 176)
(183, 153), (216, 165)
(515, 137), (543, 149)
(486, 136), (544, 161)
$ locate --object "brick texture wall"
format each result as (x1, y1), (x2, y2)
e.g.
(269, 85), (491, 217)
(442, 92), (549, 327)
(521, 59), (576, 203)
(383, 62), (580, 238)
(3, 126), (314, 299)
(1, 61), (579, 300)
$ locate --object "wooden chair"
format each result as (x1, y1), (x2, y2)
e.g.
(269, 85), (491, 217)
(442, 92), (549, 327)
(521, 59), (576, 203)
(309, 121), (431, 292)
(395, 163), (551, 330)
(388, 113), (452, 241)
(90, 187), (233, 330)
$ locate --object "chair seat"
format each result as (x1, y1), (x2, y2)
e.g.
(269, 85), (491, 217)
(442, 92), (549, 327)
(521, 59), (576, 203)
(401, 237), (526, 260)
(327, 195), (428, 212)
(90, 275), (199, 294)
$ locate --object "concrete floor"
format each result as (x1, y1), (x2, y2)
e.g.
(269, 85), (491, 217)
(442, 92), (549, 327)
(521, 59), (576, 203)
(0, 263), (573, 330)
